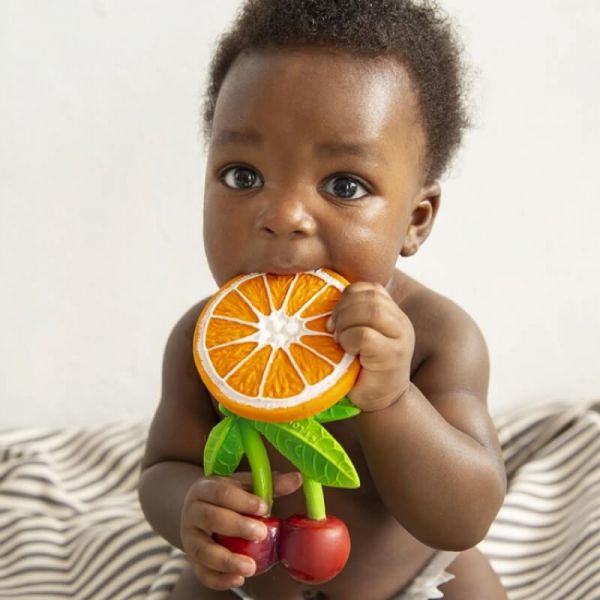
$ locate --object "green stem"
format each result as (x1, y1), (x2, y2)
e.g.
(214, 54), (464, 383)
(302, 476), (326, 520)
(238, 419), (273, 512)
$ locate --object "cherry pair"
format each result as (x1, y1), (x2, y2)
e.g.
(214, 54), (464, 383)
(214, 514), (350, 584)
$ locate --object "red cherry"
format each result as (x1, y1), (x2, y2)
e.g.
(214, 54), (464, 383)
(279, 514), (351, 584)
(214, 515), (281, 575)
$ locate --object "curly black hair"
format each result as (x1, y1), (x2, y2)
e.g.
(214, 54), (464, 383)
(203, 0), (470, 181)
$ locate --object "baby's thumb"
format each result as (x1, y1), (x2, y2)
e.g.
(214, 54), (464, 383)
(272, 471), (303, 497)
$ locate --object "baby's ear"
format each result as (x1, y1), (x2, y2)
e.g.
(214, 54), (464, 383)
(400, 181), (441, 257)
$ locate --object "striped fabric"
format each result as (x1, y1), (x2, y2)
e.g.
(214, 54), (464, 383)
(479, 399), (600, 600)
(0, 400), (598, 599)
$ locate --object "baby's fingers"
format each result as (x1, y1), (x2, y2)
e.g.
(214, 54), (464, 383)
(190, 502), (267, 541)
(273, 471), (303, 497)
(196, 477), (267, 516)
(192, 559), (247, 592)
(199, 570), (246, 593)
(193, 530), (256, 578)
(229, 471), (303, 500)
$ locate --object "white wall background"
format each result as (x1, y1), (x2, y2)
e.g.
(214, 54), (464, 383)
(1, 1), (598, 428)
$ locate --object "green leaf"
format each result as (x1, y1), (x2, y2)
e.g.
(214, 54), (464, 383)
(251, 419), (360, 489)
(315, 396), (362, 423)
(203, 416), (244, 476)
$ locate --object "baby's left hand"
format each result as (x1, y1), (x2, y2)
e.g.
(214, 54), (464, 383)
(328, 282), (415, 412)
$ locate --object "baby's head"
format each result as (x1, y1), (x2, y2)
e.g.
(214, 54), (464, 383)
(201, 0), (470, 287)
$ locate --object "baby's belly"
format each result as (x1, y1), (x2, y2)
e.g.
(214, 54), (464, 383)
(240, 486), (436, 600)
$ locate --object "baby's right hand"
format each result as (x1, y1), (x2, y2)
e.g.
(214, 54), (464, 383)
(180, 471), (302, 591)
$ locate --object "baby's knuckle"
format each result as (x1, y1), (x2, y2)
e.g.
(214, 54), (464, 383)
(224, 553), (243, 573)
(338, 331), (355, 353)
(359, 327), (375, 347)
(180, 514), (196, 538)
(190, 539), (206, 564)
(184, 480), (200, 503)
(196, 565), (228, 591)
(190, 557), (208, 577)
(344, 329), (362, 351)
(206, 542), (227, 566)
(352, 329), (364, 348)
(198, 502), (218, 525)
(180, 529), (197, 556)
(191, 476), (212, 499)
(365, 287), (379, 302)
(213, 481), (234, 506)
(368, 302), (381, 322)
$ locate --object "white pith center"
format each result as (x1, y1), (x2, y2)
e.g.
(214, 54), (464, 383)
(258, 310), (304, 348)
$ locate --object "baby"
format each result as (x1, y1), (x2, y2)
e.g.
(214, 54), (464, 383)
(138, 1), (508, 598)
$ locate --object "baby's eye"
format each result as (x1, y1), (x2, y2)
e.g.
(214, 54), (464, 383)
(220, 166), (263, 190)
(323, 175), (369, 200)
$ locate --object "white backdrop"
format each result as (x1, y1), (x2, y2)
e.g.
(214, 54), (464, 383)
(1, 1), (599, 427)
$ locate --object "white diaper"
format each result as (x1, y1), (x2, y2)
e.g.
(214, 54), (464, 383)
(393, 551), (459, 599)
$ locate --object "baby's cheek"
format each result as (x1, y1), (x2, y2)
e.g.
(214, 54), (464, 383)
(333, 234), (401, 285)
(204, 234), (241, 285)
(329, 204), (405, 282)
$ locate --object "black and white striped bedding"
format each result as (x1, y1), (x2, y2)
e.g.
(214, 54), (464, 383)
(479, 399), (599, 600)
(0, 400), (598, 599)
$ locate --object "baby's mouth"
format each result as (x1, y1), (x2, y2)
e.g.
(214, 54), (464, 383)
(249, 263), (325, 276)
(259, 266), (317, 276)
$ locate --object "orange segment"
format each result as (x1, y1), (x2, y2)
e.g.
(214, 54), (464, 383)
(266, 274), (294, 310)
(205, 318), (258, 348)
(289, 343), (334, 385)
(193, 269), (361, 422)
(301, 335), (345, 363)
(209, 342), (257, 378)
(300, 285), (340, 318)
(286, 274), (326, 316)
(226, 346), (272, 397)
(305, 315), (330, 333)
(238, 276), (271, 315)
(213, 290), (259, 323)
(262, 349), (304, 398)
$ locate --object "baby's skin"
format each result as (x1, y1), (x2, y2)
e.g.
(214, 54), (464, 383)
(138, 47), (508, 599)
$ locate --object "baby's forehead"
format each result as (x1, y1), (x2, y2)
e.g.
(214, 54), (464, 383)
(212, 47), (424, 149)
(222, 47), (418, 110)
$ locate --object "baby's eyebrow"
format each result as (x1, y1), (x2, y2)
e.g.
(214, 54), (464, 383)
(212, 129), (386, 166)
(315, 142), (388, 166)
(213, 129), (263, 147)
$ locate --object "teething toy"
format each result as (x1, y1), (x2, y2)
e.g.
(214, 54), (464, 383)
(193, 268), (362, 583)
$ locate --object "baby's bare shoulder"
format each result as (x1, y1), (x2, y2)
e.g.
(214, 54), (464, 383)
(394, 270), (486, 367)
(394, 271), (499, 451)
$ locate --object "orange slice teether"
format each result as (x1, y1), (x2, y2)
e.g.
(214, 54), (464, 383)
(193, 268), (360, 422)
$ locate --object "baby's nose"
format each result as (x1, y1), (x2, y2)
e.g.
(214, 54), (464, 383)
(255, 198), (316, 238)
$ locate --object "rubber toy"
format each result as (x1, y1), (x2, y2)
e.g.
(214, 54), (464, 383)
(193, 270), (362, 583)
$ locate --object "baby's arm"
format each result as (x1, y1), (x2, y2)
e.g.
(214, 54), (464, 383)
(335, 285), (506, 551)
(137, 302), (302, 590)
(137, 301), (217, 548)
